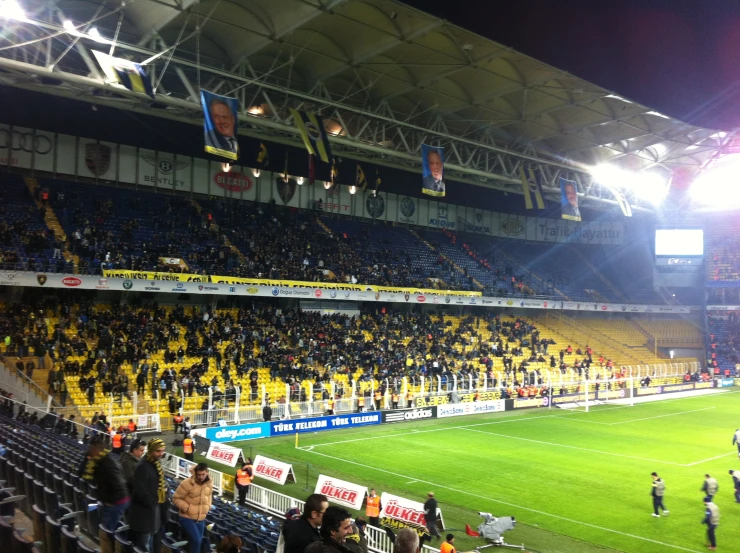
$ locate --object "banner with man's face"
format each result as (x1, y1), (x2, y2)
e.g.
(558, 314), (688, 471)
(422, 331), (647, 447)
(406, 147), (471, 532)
(421, 144), (445, 197)
(201, 90), (239, 161)
(560, 177), (581, 221)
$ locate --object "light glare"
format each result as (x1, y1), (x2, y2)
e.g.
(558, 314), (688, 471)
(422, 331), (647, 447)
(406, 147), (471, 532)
(0, 0), (26, 21)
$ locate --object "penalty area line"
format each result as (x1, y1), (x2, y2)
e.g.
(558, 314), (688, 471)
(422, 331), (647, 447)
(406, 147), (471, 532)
(300, 448), (705, 553)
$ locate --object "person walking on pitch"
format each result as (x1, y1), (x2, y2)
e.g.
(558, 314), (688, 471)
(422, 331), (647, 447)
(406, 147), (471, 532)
(702, 474), (719, 502)
(702, 496), (719, 551)
(651, 472), (669, 517)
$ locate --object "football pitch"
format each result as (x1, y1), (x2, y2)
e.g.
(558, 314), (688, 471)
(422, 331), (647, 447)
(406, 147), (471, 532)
(225, 390), (740, 553)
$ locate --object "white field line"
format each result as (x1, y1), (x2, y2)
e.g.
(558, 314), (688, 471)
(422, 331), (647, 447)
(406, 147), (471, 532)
(607, 406), (715, 425)
(301, 447), (706, 553)
(684, 451), (738, 467)
(459, 427), (684, 466)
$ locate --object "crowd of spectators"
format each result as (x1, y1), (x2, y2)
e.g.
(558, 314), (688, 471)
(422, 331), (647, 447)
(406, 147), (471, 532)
(0, 288), (637, 418)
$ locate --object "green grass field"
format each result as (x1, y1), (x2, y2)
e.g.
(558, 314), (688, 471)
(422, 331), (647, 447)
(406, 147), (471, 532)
(192, 390), (740, 553)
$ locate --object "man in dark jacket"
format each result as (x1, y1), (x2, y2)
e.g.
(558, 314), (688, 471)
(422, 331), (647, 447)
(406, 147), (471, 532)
(120, 439), (146, 494)
(423, 492), (441, 540)
(282, 493), (328, 553)
(304, 506), (355, 553)
(129, 438), (169, 553)
(79, 436), (130, 552)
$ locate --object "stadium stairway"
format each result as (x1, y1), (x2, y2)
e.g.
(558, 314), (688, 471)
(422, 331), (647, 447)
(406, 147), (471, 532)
(23, 176), (80, 273)
(409, 229), (484, 290)
(192, 199), (247, 265)
(315, 218), (333, 235)
(535, 312), (650, 365)
(568, 245), (628, 302)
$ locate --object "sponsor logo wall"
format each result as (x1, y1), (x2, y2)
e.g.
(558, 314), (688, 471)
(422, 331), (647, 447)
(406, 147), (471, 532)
(0, 123), (625, 246)
(315, 475), (367, 510)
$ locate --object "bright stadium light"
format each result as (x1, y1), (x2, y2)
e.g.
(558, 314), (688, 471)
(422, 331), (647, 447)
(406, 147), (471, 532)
(297, 176), (304, 185)
(63, 19), (75, 31)
(323, 181), (332, 189)
(635, 172), (669, 205)
(252, 168), (260, 177)
(0, 0), (26, 20)
(591, 164), (668, 206)
(88, 27), (105, 43)
(691, 163), (740, 207)
(349, 185), (356, 195)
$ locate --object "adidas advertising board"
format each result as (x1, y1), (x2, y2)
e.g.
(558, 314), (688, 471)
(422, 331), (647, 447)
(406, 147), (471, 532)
(382, 407), (437, 423)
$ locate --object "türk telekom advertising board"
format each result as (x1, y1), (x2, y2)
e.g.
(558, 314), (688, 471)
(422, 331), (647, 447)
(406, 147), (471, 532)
(315, 475), (367, 510)
(252, 455), (296, 485)
(379, 492), (445, 538)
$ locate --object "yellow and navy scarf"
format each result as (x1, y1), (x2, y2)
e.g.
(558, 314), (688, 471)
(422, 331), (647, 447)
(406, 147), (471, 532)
(82, 449), (109, 481)
(146, 439), (167, 503)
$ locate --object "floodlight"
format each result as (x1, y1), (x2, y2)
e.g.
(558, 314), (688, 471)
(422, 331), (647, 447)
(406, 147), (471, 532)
(349, 185), (356, 195)
(691, 164), (740, 207)
(63, 19), (75, 31)
(0, 0), (26, 21)
(591, 164), (668, 206)
(634, 172), (668, 206)
(88, 27), (107, 43)
(297, 176), (304, 185)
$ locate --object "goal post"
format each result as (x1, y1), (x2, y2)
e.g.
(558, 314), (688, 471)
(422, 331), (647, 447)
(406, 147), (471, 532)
(549, 376), (636, 411)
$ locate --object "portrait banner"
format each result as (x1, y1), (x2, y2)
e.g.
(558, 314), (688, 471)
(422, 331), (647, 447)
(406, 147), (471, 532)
(560, 177), (581, 222)
(421, 144), (445, 197)
(201, 90), (239, 161)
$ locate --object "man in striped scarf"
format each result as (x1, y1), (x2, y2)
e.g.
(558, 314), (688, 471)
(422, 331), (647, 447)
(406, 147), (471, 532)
(129, 438), (169, 552)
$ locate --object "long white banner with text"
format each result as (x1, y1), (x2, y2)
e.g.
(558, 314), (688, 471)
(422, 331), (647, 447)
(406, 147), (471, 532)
(0, 271), (693, 313)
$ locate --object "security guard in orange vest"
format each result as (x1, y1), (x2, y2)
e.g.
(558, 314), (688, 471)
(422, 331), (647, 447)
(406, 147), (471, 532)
(111, 430), (124, 454)
(406, 391), (413, 408)
(235, 458), (253, 506)
(440, 534), (456, 553)
(173, 413), (184, 434)
(127, 419), (137, 434)
(327, 398), (335, 415)
(182, 433), (195, 461)
(365, 488), (382, 527)
(357, 396), (365, 413)
(391, 392), (399, 409)
(374, 390), (382, 410)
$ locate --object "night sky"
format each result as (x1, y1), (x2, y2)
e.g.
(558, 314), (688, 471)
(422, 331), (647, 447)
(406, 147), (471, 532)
(402, 0), (740, 131)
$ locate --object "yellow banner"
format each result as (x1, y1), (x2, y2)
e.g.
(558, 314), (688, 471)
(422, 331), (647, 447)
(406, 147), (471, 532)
(102, 270), (481, 296)
(102, 270), (209, 282)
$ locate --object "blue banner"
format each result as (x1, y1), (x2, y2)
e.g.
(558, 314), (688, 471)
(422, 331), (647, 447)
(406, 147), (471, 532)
(421, 144), (445, 197)
(271, 413), (381, 436)
(203, 422), (271, 443)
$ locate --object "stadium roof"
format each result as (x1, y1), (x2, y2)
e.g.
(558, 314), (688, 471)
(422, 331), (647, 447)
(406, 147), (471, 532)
(1, 0), (738, 211)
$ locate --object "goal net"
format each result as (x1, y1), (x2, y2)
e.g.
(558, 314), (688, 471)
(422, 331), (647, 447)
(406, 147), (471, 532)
(548, 376), (635, 411)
